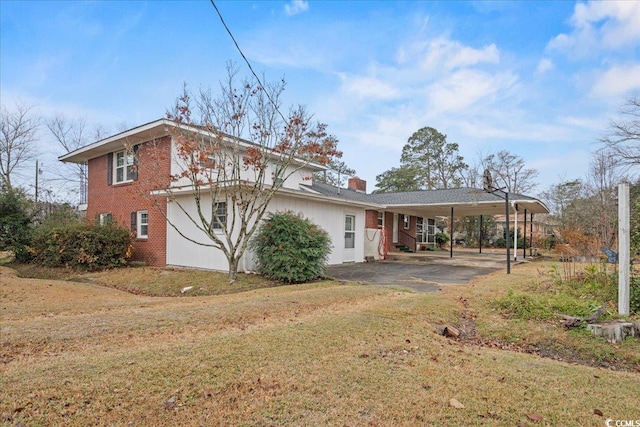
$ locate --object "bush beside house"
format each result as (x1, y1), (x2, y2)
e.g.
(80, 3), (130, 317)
(251, 211), (331, 283)
(31, 221), (132, 271)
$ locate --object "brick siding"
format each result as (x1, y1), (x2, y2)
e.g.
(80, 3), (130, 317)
(364, 210), (380, 229)
(86, 136), (171, 266)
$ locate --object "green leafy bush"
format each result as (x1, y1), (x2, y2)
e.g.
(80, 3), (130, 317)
(250, 211), (331, 283)
(435, 232), (449, 249)
(31, 222), (132, 271)
(0, 189), (35, 262)
(543, 263), (639, 315)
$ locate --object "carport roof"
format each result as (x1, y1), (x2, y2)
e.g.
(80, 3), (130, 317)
(302, 182), (549, 216)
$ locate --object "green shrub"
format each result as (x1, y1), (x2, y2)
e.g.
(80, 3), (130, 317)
(435, 232), (449, 249)
(31, 222), (132, 271)
(0, 189), (35, 262)
(250, 211), (331, 283)
(541, 263), (639, 315)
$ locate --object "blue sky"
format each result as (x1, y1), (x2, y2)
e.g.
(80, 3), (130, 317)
(2, 0), (640, 198)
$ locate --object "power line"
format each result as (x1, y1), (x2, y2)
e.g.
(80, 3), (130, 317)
(209, 0), (288, 124)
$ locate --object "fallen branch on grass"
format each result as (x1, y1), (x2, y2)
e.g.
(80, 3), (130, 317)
(561, 304), (608, 328)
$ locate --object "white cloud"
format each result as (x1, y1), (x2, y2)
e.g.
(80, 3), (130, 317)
(535, 58), (554, 75)
(547, 0), (640, 57)
(340, 74), (399, 100)
(426, 69), (518, 113)
(590, 63), (640, 98)
(284, 0), (309, 16)
(418, 37), (500, 72)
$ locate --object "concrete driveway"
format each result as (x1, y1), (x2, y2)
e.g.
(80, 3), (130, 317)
(326, 252), (504, 293)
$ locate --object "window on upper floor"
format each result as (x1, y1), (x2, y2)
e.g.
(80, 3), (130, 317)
(272, 164), (285, 187)
(115, 150), (135, 183)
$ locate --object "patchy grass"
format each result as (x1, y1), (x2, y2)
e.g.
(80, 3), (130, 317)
(456, 261), (640, 371)
(9, 263), (279, 296)
(1, 262), (639, 426)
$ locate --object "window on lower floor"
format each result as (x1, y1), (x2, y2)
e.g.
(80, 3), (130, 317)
(416, 217), (436, 244)
(345, 215), (355, 249)
(98, 212), (112, 226)
(213, 202), (227, 230)
(403, 214), (410, 229)
(377, 211), (384, 228)
(135, 211), (149, 239)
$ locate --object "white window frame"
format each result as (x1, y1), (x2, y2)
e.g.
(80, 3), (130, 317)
(137, 210), (148, 239)
(377, 211), (384, 228)
(416, 217), (425, 243)
(427, 218), (436, 245)
(99, 213), (112, 226)
(344, 215), (355, 249)
(403, 214), (410, 229)
(114, 150), (135, 184)
(212, 202), (227, 230)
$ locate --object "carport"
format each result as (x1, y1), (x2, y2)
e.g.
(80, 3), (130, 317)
(306, 182), (550, 275)
(373, 188), (550, 273)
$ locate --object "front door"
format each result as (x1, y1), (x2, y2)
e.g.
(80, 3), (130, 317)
(344, 214), (355, 262)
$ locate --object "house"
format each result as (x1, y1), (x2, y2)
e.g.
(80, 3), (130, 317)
(59, 119), (549, 272)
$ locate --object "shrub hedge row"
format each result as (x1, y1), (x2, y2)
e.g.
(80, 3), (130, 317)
(31, 223), (132, 271)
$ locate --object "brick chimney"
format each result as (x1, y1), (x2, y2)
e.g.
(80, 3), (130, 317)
(348, 177), (366, 193)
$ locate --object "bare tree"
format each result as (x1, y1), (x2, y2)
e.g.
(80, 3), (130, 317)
(541, 149), (628, 253)
(46, 114), (100, 204)
(0, 102), (40, 191)
(146, 66), (340, 283)
(601, 91), (640, 167)
(315, 159), (356, 187)
(481, 150), (538, 194)
(585, 148), (625, 248)
(459, 162), (480, 188)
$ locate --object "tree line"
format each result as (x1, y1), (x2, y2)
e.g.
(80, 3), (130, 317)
(373, 125), (538, 195)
